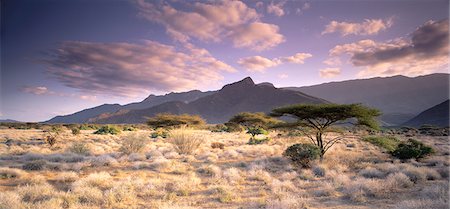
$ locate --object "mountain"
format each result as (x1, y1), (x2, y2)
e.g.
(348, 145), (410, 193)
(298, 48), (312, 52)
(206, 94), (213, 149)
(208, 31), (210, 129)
(403, 100), (449, 127)
(0, 119), (21, 123)
(88, 77), (328, 124)
(46, 90), (214, 123)
(286, 73), (449, 125)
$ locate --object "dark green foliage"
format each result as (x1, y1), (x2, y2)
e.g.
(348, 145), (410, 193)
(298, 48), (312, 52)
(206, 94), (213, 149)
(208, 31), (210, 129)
(23, 160), (47, 171)
(283, 143), (321, 168)
(151, 129), (169, 138)
(94, 125), (121, 135)
(363, 136), (400, 152)
(272, 103), (380, 159)
(147, 113), (206, 129)
(246, 127), (268, 137)
(71, 128), (81, 135)
(79, 124), (100, 130)
(391, 139), (434, 160)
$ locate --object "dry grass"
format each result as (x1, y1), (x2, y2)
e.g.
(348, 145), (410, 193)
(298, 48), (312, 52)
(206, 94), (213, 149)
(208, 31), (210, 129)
(0, 128), (448, 208)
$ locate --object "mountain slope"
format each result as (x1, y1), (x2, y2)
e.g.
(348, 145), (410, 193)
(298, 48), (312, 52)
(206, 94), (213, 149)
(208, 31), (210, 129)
(287, 73), (449, 125)
(89, 77), (328, 124)
(46, 90), (214, 123)
(403, 100), (449, 127)
(46, 104), (122, 123)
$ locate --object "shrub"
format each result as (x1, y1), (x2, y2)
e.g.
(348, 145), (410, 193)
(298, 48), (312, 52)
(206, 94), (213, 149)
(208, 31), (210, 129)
(246, 127), (268, 140)
(79, 124), (99, 130)
(168, 129), (204, 155)
(223, 122), (244, 132)
(123, 126), (137, 131)
(362, 135), (400, 152)
(0, 168), (26, 179)
(68, 142), (91, 156)
(248, 137), (271, 145)
(283, 143), (320, 168)
(210, 124), (228, 132)
(119, 134), (148, 154)
(45, 135), (57, 147)
(22, 160), (47, 171)
(391, 139), (434, 160)
(150, 129), (168, 138)
(211, 142), (225, 149)
(93, 125), (121, 135)
(71, 128), (81, 135)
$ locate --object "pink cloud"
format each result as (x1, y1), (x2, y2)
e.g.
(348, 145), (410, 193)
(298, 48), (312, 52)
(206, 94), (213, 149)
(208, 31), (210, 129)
(322, 18), (393, 36)
(136, 0), (285, 51)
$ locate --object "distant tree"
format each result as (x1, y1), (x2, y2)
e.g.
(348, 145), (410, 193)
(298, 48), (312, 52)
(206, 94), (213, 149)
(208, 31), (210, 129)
(147, 113), (206, 129)
(228, 112), (281, 141)
(271, 104), (381, 160)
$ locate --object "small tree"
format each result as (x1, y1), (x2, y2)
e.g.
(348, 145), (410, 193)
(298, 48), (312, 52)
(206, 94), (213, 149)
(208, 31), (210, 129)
(147, 113), (206, 129)
(228, 112), (280, 143)
(271, 103), (380, 160)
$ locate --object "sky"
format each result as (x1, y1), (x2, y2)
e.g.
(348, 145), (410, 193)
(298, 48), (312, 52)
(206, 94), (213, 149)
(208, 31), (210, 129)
(1, 0), (449, 122)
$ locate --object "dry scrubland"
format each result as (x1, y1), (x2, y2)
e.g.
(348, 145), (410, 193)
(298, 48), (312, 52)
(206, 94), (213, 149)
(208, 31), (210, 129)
(0, 128), (448, 209)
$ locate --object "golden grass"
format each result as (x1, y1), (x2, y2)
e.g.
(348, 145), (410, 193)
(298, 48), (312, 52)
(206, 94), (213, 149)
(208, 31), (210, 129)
(0, 128), (448, 208)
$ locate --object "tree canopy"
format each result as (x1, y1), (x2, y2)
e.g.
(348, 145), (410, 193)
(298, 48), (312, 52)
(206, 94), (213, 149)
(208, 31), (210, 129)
(147, 113), (206, 129)
(271, 103), (381, 159)
(228, 112), (281, 129)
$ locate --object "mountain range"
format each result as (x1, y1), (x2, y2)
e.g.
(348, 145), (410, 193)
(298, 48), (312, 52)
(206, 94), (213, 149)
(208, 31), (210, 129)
(46, 73), (449, 126)
(287, 73), (449, 125)
(403, 100), (449, 127)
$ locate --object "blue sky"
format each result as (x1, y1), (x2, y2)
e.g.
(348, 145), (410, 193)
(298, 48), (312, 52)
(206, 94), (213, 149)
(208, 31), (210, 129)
(1, 0), (449, 121)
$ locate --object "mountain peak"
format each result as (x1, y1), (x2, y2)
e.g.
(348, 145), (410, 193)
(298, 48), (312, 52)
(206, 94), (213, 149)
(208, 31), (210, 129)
(221, 77), (255, 90)
(239, 77), (255, 85)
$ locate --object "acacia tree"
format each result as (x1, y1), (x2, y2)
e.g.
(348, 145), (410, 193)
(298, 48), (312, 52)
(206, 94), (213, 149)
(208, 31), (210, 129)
(147, 113), (206, 129)
(228, 112), (281, 140)
(271, 103), (380, 160)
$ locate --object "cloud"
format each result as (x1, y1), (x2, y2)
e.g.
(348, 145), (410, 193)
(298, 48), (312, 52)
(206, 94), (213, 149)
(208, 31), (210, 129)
(327, 19), (449, 77)
(20, 86), (49, 95)
(238, 56), (281, 72)
(319, 68), (341, 78)
(231, 22), (285, 51)
(322, 18), (393, 36)
(238, 53), (312, 72)
(267, 1), (285, 17)
(281, 53), (313, 64)
(136, 0), (285, 51)
(43, 40), (235, 97)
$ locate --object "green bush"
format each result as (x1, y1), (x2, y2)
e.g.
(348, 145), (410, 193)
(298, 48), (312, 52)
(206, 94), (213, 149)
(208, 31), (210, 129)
(283, 143), (320, 168)
(150, 129), (169, 138)
(79, 124), (99, 130)
(93, 125), (121, 135)
(391, 139), (434, 160)
(363, 135), (400, 152)
(71, 128), (81, 135)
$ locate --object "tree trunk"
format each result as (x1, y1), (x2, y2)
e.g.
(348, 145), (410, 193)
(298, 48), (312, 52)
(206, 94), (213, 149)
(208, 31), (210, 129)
(317, 131), (325, 161)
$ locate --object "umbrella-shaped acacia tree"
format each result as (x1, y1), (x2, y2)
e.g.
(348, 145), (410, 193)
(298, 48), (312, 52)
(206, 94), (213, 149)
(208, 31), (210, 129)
(271, 103), (381, 160)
